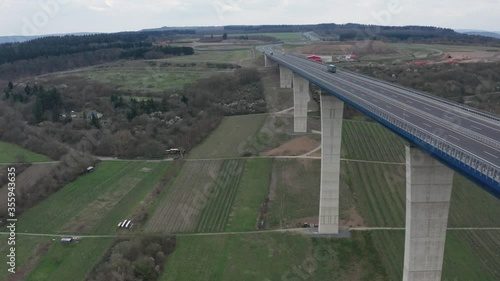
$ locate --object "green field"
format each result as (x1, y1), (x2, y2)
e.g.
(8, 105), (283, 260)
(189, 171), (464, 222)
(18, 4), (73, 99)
(73, 67), (205, 92)
(343, 161), (500, 227)
(146, 160), (224, 233)
(343, 161), (406, 227)
(267, 159), (321, 228)
(161, 232), (386, 281)
(371, 230), (500, 281)
(0, 236), (51, 281)
(232, 32), (305, 41)
(195, 159), (245, 232)
(146, 158), (271, 233)
(341, 120), (406, 162)
(12, 160), (171, 234)
(25, 238), (114, 281)
(225, 158), (273, 231)
(188, 114), (268, 159)
(167, 49), (250, 63)
(0, 141), (50, 163)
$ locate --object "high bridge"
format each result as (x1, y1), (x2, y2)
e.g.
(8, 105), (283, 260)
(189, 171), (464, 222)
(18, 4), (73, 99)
(259, 46), (500, 281)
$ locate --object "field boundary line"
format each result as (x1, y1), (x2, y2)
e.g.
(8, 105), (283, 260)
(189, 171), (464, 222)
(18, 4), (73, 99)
(3, 227), (499, 239)
(186, 155), (405, 165)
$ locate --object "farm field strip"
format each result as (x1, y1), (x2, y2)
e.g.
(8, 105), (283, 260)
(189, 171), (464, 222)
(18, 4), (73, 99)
(188, 114), (268, 159)
(345, 161), (406, 227)
(89, 162), (171, 234)
(0, 141), (51, 163)
(371, 230), (499, 281)
(25, 238), (114, 281)
(342, 160), (500, 228)
(160, 232), (388, 281)
(7, 161), (173, 235)
(0, 236), (51, 281)
(370, 231), (404, 280)
(14, 161), (137, 233)
(225, 158), (273, 231)
(341, 120), (405, 162)
(266, 159), (321, 229)
(458, 230), (500, 278)
(448, 174), (500, 227)
(195, 159), (246, 232)
(146, 160), (223, 232)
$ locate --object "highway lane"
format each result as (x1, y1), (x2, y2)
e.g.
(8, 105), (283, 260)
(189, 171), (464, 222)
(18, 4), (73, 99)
(337, 69), (500, 136)
(280, 52), (500, 141)
(264, 50), (500, 168)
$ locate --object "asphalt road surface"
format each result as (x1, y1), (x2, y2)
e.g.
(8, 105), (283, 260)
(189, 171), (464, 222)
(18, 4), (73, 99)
(263, 49), (500, 170)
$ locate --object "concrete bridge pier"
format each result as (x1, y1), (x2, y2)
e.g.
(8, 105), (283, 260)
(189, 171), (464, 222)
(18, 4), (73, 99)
(318, 93), (344, 234)
(264, 55), (277, 67)
(292, 73), (310, 133)
(403, 146), (454, 281)
(279, 65), (293, 88)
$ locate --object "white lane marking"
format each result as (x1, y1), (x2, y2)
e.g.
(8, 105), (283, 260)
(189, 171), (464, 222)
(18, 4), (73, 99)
(423, 123), (432, 128)
(403, 113), (410, 117)
(449, 135), (460, 141)
(385, 105), (391, 109)
(471, 125), (482, 131)
(406, 100), (413, 104)
(484, 151), (499, 159)
(424, 107), (431, 111)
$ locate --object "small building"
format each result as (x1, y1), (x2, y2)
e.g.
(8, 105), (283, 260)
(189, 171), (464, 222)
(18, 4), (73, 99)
(307, 55), (322, 63)
(61, 237), (73, 243)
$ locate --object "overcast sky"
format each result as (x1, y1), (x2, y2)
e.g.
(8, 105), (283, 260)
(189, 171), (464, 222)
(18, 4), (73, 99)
(1, 0), (499, 36)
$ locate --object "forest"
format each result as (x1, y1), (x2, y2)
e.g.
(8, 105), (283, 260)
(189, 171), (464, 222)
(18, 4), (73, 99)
(1, 68), (266, 159)
(0, 30), (195, 64)
(0, 30), (195, 80)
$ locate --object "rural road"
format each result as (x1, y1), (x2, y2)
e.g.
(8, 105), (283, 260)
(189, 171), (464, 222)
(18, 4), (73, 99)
(2, 227), (498, 239)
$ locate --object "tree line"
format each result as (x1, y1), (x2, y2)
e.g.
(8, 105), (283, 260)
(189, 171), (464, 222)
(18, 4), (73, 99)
(223, 23), (500, 45)
(0, 30), (195, 65)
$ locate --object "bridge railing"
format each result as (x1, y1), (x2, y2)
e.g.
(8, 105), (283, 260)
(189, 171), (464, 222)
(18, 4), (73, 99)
(347, 87), (500, 186)
(267, 54), (500, 186)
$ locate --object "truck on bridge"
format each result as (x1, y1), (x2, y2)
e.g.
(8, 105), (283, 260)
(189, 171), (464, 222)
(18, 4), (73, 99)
(327, 64), (337, 73)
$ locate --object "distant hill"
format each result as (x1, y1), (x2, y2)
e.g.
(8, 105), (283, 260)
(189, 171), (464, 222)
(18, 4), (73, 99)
(221, 24), (500, 45)
(0, 35), (43, 44)
(464, 32), (500, 39)
(455, 29), (500, 39)
(0, 32), (100, 44)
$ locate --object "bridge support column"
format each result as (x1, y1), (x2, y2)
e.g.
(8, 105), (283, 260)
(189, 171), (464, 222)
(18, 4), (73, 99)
(293, 73), (309, 133)
(403, 146), (454, 281)
(264, 55), (277, 67)
(318, 93), (344, 234)
(279, 65), (293, 88)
